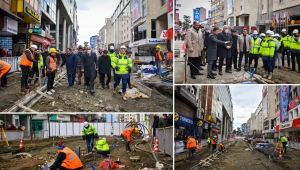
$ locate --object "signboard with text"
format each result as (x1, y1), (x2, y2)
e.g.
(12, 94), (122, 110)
(174, 112), (195, 127)
(280, 85), (290, 123)
(194, 9), (200, 21)
(28, 28), (42, 34)
(288, 95), (300, 111)
(131, 0), (143, 23)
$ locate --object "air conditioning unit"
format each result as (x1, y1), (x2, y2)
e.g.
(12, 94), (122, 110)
(196, 109), (201, 118)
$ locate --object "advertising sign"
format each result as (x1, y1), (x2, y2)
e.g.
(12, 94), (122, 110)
(280, 85), (290, 123)
(90, 36), (95, 48)
(228, 0), (233, 15)
(160, 30), (168, 39)
(174, 112), (195, 127)
(194, 9), (200, 21)
(175, 13), (179, 24)
(28, 28), (42, 34)
(262, 95), (268, 119)
(2, 16), (18, 35)
(288, 95), (300, 111)
(167, 0), (173, 12)
(281, 121), (292, 129)
(241, 123), (246, 132)
(131, 0), (143, 23)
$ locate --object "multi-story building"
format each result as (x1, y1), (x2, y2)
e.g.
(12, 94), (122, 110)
(98, 25), (106, 49)
(210, 0), (226, 27)
(253, 101), (263, 138)
(105, 18), (114, 49)
(261, 86), (276, 139)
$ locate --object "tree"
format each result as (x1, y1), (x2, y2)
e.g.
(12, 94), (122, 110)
(83, 41), (89, 47)
(182, 15), (191, 31)
(233, 129), (237, 134)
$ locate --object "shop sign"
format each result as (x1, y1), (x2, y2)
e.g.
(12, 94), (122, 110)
(28, 28), (42, 34)
(281, 121), (293, 129)
(292, 117), (300, 128)
(51, 114), (70, 121)
(2, 16), (18, 35)
(147, 38), (166, 44)
(288, 95), (300, 111)
(197, 120), (203, 127)
(178, 87), (197, 106)
(175, 112), (195, 127)
(32, 114), (48, 120)
(26, 7), (41, 21)
(31, 34), (51, 46)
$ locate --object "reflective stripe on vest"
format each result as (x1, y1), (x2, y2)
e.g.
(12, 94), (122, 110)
(261, 38), (276, 57)
(58, 147), (82, 169)
(115, 55), (130, 74)
(281, 35), (291, 47)
(290, 37), (300, 51)
(20, 49), (33, 66)
(46, 57), (57, 72)
(251, 38), (261, 54)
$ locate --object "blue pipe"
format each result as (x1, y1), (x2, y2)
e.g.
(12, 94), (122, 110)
(89, 162), (96, 170)
(107, 155), (111, 170)
(45, 162), (48, 170)
(250, 65), (254, 78)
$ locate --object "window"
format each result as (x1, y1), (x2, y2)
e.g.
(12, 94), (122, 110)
(240, 6), (242, 10)
(151, 20), (156, 38)
(279, 0), (284, 4)
(262, 4), (264, 9)
(161, 0), (166, 6)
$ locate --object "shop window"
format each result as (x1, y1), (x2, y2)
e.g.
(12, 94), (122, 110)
(151, 20), (156, 38)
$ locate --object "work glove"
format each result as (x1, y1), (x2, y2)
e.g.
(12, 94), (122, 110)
(82, 136), (86, 140)
(115, 66), (120, 71)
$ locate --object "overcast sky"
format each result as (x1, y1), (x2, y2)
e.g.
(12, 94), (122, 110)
(230, 85), (263, 130)
(177, 0), (211, 21)
(77, 0), (119, 46)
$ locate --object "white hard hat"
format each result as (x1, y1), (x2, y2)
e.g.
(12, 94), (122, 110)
(253, 30), (258, 34)
(120, 45), (127, 49)
(282, 29), (287, 32)
(110, 46), (115, 50)
(83, 121), (89, 127)
(273, 33), (280, 37)
(293, 29), (299, 34)
(31, 45), (38, 49)
(260, 33), (266, 37)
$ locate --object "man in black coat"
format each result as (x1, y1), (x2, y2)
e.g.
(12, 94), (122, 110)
(98, 50), (111, 89)
(81, 46), (98, 93)
(217, 25), (233, 75)
(231, 29), (238, 69)
(152, 114), (159, 137)
(41, 48), (50, 77)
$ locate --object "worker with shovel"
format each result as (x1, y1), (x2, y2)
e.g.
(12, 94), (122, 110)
(121, 126), (139, 152)
(48, 142), (83, 170)
(82, 121), (98, 153)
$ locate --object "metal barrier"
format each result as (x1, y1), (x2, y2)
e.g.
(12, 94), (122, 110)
(3, 130), (49, 141)
(157, 127), (173, 155)
(0, 57), (20, 72)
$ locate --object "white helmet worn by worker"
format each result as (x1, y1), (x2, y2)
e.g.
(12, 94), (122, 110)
(293, 29), (299, 34)
(120, 45), (126, 49)
(260, 33), (266, 37)
(282, 29), (287, 32)
(84, 121), (89, 127)
(31, 44), (38, 49)
(273, 33), (280, 37)
(253, 30), (258, 34)
(110, 46), (115, 50)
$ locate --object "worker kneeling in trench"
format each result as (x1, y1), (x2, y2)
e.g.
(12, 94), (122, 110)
(93, 134), (111, 156)
(49, 142), (83, 170)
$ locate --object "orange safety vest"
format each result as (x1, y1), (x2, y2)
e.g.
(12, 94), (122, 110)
(46, 56), (57, 72)
(57, 147), (83, 169)
(212, 139), (216, 145)
(0, 60), (11, 78)
(20, 49), (34, 66)
(167, 52), (173, 60)
(186, 137), (196, 148)
(121, 127), (134, 141)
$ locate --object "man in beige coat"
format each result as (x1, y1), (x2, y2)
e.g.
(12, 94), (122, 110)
(237, 29), (252, 71)
(187, 21), (204, 79)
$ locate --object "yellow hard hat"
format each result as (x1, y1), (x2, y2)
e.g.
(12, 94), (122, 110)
(156, 46), (160, 49)
(50, 48), (57, 53)
(134, 127), (139, 133)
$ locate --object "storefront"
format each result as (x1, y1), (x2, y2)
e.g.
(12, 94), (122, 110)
(0, 16), (19, 56)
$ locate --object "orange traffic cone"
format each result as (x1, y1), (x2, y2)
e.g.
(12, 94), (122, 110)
(152, 136), (159, 153)
(19, 139), (23, 149)
(278, 149), (283, 160)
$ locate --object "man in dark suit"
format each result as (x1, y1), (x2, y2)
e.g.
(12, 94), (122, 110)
(217, 25), (233, 75)
(81, 46), (98, 93)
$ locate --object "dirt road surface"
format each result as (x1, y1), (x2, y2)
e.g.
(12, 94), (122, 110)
(175, 139), (300, 170)
(0, 137), (172, 170)
(1, 72), (173, 112)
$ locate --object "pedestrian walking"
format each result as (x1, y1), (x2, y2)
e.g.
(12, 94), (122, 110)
(212, 136), (217, 153)
(261, 30), (276, 80)
(206, 27), (230, 79)
(281, 29), (291, 68)
(289, 29), (300, 73)
(121, 126), (138, 152)
(98, 50), (111, 89)
(237, 29), (252, 71)
(61, 48), (77, 87)
(41, 48), (50, 77)
(20, 45), (39, 93)
(111, 45), (132, 101)
(217, 25), (233, 75)
(186, 136), (197, 161)
(249, 30), (261, 72)
(45, 48), (58, 95)
(81, 46), (98, 93)
(280, 135), (288, 154)
(154, 45), (164, 75)
(231, 29), (238, 70)
(207, 136), (211, 148)
(273, 34), (282, 69)
(28, 49), (43, 86)
(186, 21), (204, 79)
(49, 142), (83, 170)
(126, 50), (133, 89)
(76, 45), (83, 85)
(0, 60), (11, 90)
(82, 121), (98, 153)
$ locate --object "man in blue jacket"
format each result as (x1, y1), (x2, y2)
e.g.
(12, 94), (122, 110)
(61, 48), (78, 87)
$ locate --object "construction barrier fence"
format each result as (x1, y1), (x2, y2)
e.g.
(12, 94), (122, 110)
(0, 57), (20, 72)
(157, 127), (173, 156)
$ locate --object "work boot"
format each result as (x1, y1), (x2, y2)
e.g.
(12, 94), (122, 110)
(219, 71), (223, 75)
(25, 85), (33, 89)
(21, 87), (28, 93)
(122, 93), (127, 101)
(90, 89), (95, 93)
(268, 72), (273, 80)
(101, 85), (105, 89)
(112, 88), (116, 94)
(106, 85), (110, 89)
(128, 85), (133, 89)
(191, 74), (196, 79)
(263, 71), (268, 78)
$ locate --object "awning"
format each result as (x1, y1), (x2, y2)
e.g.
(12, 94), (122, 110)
(0, 7), (23, 21)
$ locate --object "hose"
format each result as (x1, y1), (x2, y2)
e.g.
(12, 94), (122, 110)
(125, 122), (149, 141)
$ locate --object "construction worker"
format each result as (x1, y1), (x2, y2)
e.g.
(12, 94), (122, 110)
(28, 49), (43, 86)
(111, 45), (133, 101)
(186, 136), (197, 161)
(281, 29), (291, 68)
(289, 29), (300, 73)
(261, 30), (276, 80)
(249, 30), (261, 71)
(82, 121), (97, 153)
(0, 60), (11, 90)
(45, 48), (58, 95)
(94, 134), (110, 156)
(219, 143), (225, 152)
(49, 142), (83, 170)
(20, 44), (39, 93)
(121, 126), (138, 152)
(211, 136), (217, 153)
(207, 136), (211, 148)
(107, 46), (117, 59)
(280, 135), (288, 154)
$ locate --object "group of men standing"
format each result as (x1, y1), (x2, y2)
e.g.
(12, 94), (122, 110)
(185, 21), (300, 80)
